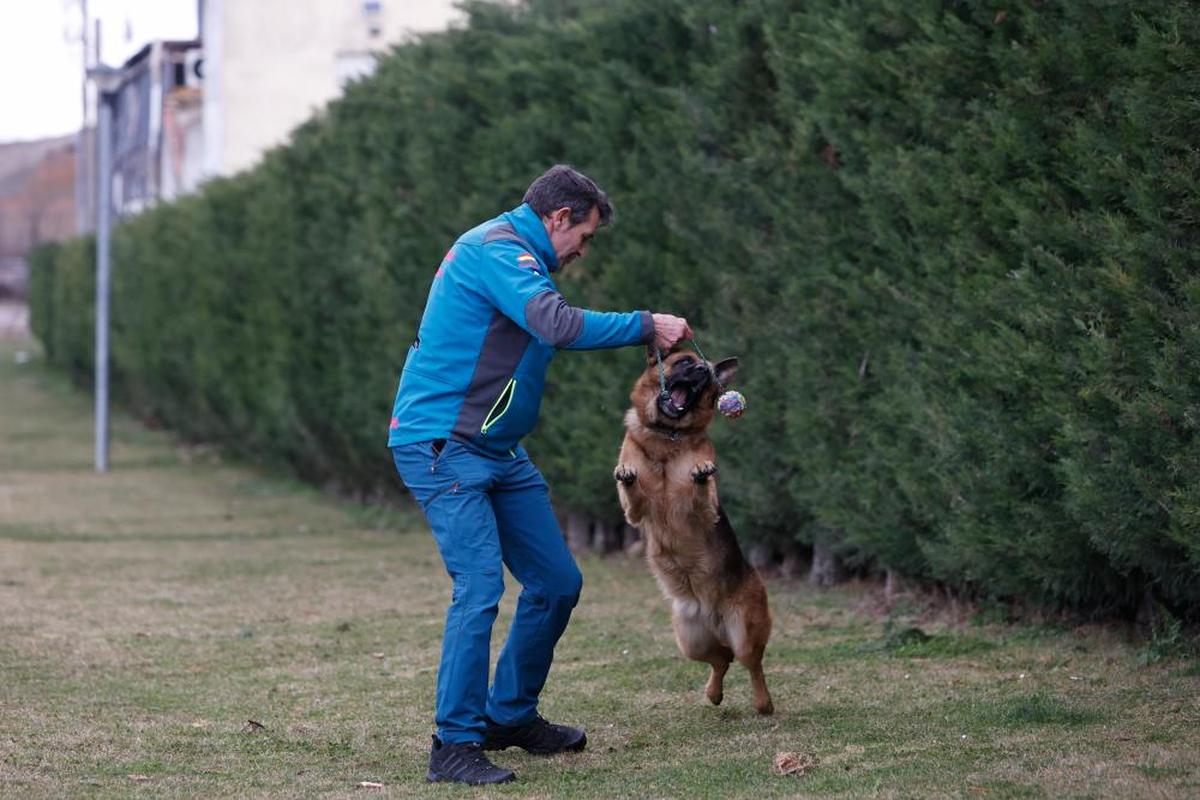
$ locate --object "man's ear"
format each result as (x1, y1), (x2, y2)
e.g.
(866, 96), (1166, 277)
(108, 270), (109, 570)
(713, 357), (740, 386)
(549, 206), (573, 231)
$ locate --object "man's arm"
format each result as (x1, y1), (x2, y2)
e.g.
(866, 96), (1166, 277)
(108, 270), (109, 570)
(475, 242), (688, 350)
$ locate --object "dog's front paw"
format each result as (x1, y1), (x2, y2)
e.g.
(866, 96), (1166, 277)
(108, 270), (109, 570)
(614, 464), (638, 485)
(691, 461), (718, 484)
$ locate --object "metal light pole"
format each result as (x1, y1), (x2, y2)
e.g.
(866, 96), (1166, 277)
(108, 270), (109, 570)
(88, 66), (122, 473)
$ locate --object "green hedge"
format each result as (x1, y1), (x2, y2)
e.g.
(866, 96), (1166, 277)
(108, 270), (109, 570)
(30, 0), (1200, 617)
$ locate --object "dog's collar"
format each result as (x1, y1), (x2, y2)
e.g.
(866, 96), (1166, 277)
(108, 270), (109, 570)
(645, 421), (697, 442)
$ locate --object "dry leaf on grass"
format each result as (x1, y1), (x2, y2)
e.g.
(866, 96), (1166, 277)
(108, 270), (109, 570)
(773, 751), (818, 777)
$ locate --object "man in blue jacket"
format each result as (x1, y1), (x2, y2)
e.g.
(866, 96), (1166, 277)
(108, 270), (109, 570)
(389, 165), (691, 785)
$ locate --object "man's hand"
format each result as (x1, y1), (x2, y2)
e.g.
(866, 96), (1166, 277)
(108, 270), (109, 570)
(651, 313), (692, 351)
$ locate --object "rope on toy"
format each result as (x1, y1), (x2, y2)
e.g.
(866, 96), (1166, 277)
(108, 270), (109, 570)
(654, 338), (747, 419)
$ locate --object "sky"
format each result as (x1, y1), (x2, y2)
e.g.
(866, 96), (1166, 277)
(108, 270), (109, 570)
(0, 0), (197, 144)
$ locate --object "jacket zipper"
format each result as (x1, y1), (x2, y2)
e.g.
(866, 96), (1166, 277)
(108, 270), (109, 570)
(480, 379), (517, 436)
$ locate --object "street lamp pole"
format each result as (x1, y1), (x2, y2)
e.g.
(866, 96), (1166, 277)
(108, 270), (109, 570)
(88, 66), (122, 473)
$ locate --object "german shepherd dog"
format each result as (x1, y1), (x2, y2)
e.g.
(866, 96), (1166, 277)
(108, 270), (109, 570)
(613, 349), (773, 715)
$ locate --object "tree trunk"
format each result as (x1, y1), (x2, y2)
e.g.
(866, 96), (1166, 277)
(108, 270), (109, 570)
(623, 525), (644, 556)
(591, 520), (622, 555)
(884, 568), (899, 600)
(1135, 586), (1160, 631)
(747, 544), (775, 572)
(808, 539), (843, 587)
(780, 546), (807, 579)
(564, 513), (591, 554)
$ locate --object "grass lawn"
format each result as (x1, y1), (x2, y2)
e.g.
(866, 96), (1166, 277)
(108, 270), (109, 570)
(1, 334), (1198, 799)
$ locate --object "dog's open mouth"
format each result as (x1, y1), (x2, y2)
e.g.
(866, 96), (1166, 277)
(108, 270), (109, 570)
(658, 370), (711, 420)
(660, 384), (693, 418)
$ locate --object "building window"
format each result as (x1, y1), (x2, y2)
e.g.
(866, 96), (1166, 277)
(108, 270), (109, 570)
(364, 1), (382, 37)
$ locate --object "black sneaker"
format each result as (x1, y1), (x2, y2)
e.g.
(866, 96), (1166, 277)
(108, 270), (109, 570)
(483, 714), (587, 755)
(426, 735), (515, 785)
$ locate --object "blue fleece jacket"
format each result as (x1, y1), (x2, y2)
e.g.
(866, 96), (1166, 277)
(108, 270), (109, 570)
(387, 203), (653, 456)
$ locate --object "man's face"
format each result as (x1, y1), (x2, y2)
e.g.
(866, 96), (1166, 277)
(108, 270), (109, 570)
(545, 206), (600, 269)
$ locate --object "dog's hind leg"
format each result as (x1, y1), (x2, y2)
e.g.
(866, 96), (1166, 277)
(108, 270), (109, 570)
(671, 600), (733, 706)
(738, 645), (774, 715)
(704, 654), (733, 706)
(727, 608), (774, 715)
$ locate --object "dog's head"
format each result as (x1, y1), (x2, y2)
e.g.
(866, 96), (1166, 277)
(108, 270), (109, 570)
(630, 347), (740, 432)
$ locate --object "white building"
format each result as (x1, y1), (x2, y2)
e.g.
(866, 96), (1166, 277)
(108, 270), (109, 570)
(200, 0), (461, 178)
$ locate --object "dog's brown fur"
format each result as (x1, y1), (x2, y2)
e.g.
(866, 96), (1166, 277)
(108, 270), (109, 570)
(614, 348), (773, 715)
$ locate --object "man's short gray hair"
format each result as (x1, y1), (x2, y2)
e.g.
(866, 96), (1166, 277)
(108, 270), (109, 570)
(523, 165), (613, 226)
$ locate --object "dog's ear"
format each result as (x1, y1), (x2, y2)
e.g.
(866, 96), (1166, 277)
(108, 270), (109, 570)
(713, 357), (740, 386)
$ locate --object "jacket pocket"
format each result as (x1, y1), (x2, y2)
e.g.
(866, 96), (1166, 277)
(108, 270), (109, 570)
(480, 378), (517, 436)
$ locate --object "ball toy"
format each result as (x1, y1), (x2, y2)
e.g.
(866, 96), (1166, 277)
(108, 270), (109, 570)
(717, 389), (747, 419)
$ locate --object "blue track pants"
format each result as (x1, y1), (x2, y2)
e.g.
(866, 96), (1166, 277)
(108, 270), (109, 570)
(391, 440), (582, 744)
